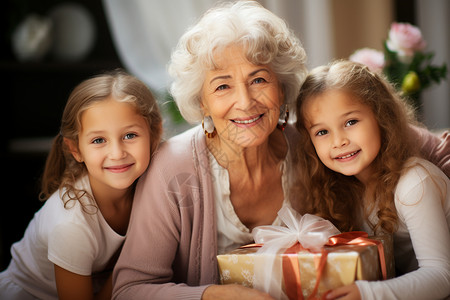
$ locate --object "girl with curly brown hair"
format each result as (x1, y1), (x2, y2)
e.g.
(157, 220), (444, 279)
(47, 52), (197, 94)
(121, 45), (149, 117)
(294, 60), (450, 300)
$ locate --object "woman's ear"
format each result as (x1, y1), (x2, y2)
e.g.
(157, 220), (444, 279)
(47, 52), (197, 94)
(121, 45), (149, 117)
(279, 84), (286, 106)
(63, 137), (83, 162)
(200, 100), (209, 116)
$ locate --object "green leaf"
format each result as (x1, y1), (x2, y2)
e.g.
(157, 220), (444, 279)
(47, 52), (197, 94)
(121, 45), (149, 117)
(162, 92), (186, 124)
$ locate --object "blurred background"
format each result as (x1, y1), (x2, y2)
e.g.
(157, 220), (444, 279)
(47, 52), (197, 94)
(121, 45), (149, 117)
(1, 0), (448, 270)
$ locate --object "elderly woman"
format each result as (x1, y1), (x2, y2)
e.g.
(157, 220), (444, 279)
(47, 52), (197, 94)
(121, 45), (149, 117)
(112, 1), (450, 299)
(112, 1), (305, 299)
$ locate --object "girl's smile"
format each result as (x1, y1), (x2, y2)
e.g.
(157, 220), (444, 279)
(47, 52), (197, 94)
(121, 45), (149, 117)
(104, 163), (135, 173)
(334, 149), (361, 161)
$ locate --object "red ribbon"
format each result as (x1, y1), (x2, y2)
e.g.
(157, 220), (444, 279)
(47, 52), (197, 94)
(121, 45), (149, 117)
(239, 243), (263, 249)
(283, 243), (305, 299)
(283, 231), (387, 300)
(282, 243), (328, 300)
(326, 231), (387, 280)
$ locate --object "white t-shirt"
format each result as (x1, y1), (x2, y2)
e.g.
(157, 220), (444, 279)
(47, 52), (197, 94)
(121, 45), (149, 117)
(210, 143), (292, 255)
(1, 175), (125, 300)
(356, 157), (450, 300)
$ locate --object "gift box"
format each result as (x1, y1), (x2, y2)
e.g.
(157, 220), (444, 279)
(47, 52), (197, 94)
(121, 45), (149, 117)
(216, 208), (394, 299)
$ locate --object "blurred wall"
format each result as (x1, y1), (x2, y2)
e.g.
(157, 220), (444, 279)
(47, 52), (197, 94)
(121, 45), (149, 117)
(260, 0), (394, 69)
(331, 0), (394, 59)
(417, 0), (450, 130)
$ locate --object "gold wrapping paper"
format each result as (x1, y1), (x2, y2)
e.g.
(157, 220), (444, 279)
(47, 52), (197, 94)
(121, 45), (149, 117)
(217, 235), (394, 298)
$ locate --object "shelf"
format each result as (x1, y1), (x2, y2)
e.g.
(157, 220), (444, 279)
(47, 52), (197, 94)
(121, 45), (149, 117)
(8, 137), (53, 154)
(0, 59), (124, 73)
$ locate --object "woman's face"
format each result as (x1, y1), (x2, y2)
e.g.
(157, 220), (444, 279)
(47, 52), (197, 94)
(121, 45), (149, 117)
(201, 45), (284, 149)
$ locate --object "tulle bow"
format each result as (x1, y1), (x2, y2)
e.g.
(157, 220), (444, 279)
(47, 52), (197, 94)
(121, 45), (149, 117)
(253, 206), (341, 252)
(251, 206), (341, 299)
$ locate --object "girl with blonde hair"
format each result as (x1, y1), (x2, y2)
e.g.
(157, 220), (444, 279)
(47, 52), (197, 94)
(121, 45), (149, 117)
(0, 69), (162, 300)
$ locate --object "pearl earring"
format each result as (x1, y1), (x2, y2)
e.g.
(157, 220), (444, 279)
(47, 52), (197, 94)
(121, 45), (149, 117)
(202, 116), (217, 138)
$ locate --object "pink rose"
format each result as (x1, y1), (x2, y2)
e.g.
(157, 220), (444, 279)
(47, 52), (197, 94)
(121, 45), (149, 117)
(386, 22), (426, 62)
(349, 48), (385, 74)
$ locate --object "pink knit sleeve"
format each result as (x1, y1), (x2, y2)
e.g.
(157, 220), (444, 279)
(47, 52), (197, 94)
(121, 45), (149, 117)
(410, 125), (450, 178)
(111, 163), (208, 299)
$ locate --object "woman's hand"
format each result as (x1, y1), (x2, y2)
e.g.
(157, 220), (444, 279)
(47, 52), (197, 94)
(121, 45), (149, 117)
(202, 284), (275, 300)
(325, 283), (361, 300)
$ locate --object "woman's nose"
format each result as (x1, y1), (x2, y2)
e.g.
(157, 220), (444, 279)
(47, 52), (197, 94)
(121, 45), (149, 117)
(234, 84), (253, 110)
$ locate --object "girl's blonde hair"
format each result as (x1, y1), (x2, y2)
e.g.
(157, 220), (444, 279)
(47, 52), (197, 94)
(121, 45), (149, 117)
(39, 69), (162, 208)
(294, 60), (418, 233)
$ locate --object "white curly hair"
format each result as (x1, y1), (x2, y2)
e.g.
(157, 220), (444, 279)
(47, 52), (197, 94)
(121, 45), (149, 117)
(168, 0), (308, 124)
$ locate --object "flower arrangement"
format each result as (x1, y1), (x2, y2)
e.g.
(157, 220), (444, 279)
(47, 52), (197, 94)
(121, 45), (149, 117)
(350, 22), (447, 110)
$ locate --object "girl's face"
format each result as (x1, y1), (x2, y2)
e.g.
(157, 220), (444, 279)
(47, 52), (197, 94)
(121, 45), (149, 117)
(71, 97), (151, 197)
(302, 90), (381, 184)
(201, 44), (284, 149)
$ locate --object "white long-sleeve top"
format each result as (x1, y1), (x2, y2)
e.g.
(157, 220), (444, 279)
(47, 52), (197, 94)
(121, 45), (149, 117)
(356, 157), (450, 300)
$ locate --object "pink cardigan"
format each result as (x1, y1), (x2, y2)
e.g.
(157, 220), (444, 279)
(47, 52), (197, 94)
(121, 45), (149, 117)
(112, 125), (300, 299)
(413, 126), (450, 178)
(112, 125), (449, 300)
(112, 126), (217, 299)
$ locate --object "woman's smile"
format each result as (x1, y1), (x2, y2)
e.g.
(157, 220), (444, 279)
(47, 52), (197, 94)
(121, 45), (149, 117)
(230, 113), (264, 127)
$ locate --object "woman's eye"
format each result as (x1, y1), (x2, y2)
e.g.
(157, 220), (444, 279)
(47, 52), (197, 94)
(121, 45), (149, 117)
(92, 138), (105, 144)
(216, 84), (229, 91)
(252, 77), (267, 84)
(316, 130), (328, 136)
(346, 119), (358, 127)
(124, 133), (137, 140)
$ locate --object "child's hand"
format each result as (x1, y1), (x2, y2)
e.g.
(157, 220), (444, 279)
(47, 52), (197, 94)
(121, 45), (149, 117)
(325, 283), (361, 300)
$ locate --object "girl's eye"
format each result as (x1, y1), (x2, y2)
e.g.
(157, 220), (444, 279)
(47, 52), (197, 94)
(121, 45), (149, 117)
(252, 77), (267, 84)
(124, 133), (137, 140)
(216, 84), (229, 91)
(92, 138), (105, 144)
(316, 129), (328, 136)
(346, 119), (358, 127)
